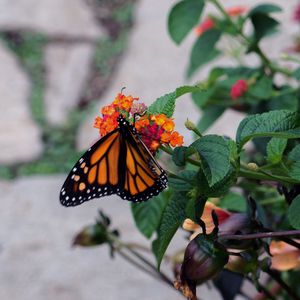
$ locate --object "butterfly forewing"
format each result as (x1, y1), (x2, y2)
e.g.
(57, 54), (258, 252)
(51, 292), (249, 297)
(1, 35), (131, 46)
(60, 115), (168, 206)
(60, 129), (123, 206)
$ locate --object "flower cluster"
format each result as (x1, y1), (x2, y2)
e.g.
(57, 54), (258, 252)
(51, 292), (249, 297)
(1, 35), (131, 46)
(195, 6), (247, 36)
(94, 92), (184, 153)
(230, 79), (248, 100)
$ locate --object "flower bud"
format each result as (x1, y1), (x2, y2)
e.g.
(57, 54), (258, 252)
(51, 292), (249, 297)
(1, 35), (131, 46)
(230, 79), (248, 100)
(185, 119), (202, 137)
(247, 162), (259, 171)
(72, 223), (108, 247)
(219, 213), (253, 250)
(175, 234), (228, 299)
(185, 119), (197, 131)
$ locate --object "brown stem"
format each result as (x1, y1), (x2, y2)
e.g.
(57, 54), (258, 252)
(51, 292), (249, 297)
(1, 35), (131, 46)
(220, 230), (300, 241)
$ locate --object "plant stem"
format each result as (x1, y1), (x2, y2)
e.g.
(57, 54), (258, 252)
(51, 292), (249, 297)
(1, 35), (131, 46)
(160, 145), (202, 167)
(208, 0), (293, 77)
(264, 269), (300, 300)
(238, 168), (299, 185)
(108, 232), (176, 290)
(259, 197), (284, 206)
(116, 248), (160, 281)
(220, 230), (300, 241)
(126, 246), (175, 287)
(262, 228), (300, 250)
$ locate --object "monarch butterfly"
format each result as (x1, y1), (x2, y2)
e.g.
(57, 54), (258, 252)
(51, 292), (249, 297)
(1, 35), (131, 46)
(60, 115), (168, 206)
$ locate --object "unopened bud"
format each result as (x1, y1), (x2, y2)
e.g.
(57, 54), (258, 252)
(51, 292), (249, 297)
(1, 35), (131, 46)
(175, 234), (228, 299)
(185, 119), (197, 131)
(247, 162), (259, 171)
(72, 223), (108, 247)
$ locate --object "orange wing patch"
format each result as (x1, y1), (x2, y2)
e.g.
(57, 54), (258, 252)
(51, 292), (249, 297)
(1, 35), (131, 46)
(124, 141), (157, 195)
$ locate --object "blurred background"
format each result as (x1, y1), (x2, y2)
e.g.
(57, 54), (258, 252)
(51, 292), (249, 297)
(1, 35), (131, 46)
(0, 0), (299, 299)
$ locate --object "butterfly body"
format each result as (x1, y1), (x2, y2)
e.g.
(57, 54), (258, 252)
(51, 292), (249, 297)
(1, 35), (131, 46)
(60, 115), (168, 207)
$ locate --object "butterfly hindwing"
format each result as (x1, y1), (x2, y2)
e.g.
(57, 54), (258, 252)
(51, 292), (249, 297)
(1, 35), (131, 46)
(60, 115), (168, 206)
(118, 126), (168, 202)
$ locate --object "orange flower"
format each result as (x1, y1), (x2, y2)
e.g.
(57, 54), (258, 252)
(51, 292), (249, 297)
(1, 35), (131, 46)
(270, 240), (300, 271)
(160, 132), (171, 143)
(151, 114), (167, 126)
(162, 119), (175, 132)
(226, 6), (247, 17)
(135, 115), (150, 130)
(150, 140), (161, 151)
(195, 17), (215, 36)
(113, 93), (138, 111)
(169, 131), (184, 147)
(101, 104), (116, 116)
(93, 116), (104, 130)
(183, 202), (231, 239)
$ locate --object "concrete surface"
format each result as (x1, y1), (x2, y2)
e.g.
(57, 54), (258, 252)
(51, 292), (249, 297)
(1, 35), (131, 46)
(0, 42), (43, 164)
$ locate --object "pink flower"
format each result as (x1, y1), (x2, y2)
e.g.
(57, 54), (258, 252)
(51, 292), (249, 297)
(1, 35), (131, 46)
(293, 2), (300, 22)
(194, 17), (215, 36)
(230, 79), (248, 100)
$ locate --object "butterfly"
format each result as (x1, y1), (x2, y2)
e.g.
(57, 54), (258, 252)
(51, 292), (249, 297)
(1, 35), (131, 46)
(60, 114), (168, 206)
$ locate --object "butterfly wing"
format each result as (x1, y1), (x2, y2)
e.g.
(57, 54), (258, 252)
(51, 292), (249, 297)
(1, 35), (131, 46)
(118, 126), (168, 202)
(60, 116), (168, 206)
(60, 129), (124, 206)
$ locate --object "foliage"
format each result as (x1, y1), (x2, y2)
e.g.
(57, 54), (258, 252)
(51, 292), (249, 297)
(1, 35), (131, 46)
(8, 0), (300, 299)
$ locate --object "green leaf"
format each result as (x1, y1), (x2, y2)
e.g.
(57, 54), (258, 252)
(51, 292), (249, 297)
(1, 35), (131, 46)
(131, 192), (170, 239)
(148, 85), (201, 117)
(266, 138), (287, 164)
(192, 135), (231, 186)
(185, 196), (207, 222)
(288, 195), (300, 229)
(250, 14), (279, 42)
(248, 3), (281, 43)
(197, 106), (225, 132)
(288, 145), (300, 181)
(172, 146), (196, 167)
(236, 110), (300, 149)
(268, 88), (298, 111)
(197, 167), (237, 197)
(248, 77), (273, 99)
(169, 170), (197, 191)
(248, 3), (282, 15)
(220, 192), (247, 212)
(187, 29), (221, 78)
(168, 0), (205, 45)
(292, 67), (300, 80)
(152, 192), (188, 268)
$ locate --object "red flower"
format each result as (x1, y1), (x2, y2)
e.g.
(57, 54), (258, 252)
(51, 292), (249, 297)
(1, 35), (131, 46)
(293, 2), (300, 22)
(195, 17), (215, 36)
(230, 79), (248, 100)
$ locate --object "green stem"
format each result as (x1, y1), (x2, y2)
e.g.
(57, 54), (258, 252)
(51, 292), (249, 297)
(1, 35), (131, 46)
(239, 166), (299, 184)
(208, 0), (292, 77)
(259, 197), (284, 206)
(160, 145), (202, 167)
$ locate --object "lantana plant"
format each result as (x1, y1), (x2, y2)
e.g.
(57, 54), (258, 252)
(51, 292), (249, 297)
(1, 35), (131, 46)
(70, 0), (300, 299)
